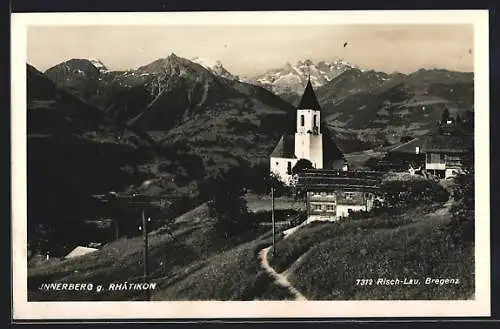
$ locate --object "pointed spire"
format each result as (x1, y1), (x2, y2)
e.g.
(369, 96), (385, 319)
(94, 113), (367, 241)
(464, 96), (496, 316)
(298, 79), (321, 111)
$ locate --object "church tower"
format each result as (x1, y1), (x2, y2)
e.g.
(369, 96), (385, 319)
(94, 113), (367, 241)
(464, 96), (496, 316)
(294, 78), (323, 169)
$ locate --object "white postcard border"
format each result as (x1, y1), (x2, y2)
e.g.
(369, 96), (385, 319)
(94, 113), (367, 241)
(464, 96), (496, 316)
(11, 10), (490, 320)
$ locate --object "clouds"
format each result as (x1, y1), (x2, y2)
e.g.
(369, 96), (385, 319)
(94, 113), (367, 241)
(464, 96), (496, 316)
(27, 24), (473, 75)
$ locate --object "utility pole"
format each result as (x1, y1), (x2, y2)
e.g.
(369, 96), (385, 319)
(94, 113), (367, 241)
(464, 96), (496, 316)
(141, 209), (149, 280)
(140, 209), (150, 301)
(271, 186), (276, 257)
(306, 187), (310, 220)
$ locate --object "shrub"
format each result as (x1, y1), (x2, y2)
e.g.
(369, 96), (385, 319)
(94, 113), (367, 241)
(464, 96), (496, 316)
(201, 168), (256, 238)
(243, 161), (270, 195)
(346, 210), (371, 221)
(378, 179), (449, 211)
(448, 150), (474, 244)
(268, 172), (292, 197)
(292, 159), (314, 175)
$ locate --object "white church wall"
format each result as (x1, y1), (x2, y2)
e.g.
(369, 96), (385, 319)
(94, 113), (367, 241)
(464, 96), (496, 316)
(294, 133), (311, 160)
(270, 81), (326, 187)
(295, 132), (323, 168)
(310, 133), (323, 169)
(270, 157), (298, 186)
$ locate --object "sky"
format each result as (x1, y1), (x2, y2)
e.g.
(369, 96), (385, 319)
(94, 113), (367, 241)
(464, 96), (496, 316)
(27, 24), (473, 76)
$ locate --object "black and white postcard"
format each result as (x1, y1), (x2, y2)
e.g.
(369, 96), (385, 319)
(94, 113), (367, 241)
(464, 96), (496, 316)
(11, 10), (490, 320)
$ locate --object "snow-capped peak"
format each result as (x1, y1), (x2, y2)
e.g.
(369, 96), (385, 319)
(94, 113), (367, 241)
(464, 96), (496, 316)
(248, 58), (356, 95)
(190, 57), (237, 80)
(191, 57), (223, 70)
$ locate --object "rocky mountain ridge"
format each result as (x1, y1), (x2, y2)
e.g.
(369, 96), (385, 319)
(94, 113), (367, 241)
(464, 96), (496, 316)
(41, 54), (474, 151)
(242, 59), (358, 95)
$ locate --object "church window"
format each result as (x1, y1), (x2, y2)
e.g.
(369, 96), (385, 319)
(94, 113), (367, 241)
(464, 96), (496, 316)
(300, 115), (305, 126)
(275, 162), (279, 166)
(313, 115), (317, 127)
(287, 161), (292, 174)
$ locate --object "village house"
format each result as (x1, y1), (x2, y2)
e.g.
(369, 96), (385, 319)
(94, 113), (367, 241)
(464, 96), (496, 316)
(421, 133), (472, 179)
(270, 78), (344, 185)
(384, 122), (473, 179)
(295, 169), (384, 222)
(384, 136), (427, 171)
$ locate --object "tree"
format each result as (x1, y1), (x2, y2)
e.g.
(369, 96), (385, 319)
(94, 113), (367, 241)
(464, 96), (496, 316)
(244, 161), (270, 195)
(268, 172), (289, 197)
(29, 223), (55, 256)
(203, 169), (254, 238)
(448, 149), (474, 244)
(292, 158), (314, 175)
(441, 108), (451, 123)
(463, 110), (474, 133)
(379, 179), (449, 211)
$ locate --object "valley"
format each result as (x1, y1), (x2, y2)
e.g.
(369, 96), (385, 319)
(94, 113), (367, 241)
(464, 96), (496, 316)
(26, 53), (475, 301)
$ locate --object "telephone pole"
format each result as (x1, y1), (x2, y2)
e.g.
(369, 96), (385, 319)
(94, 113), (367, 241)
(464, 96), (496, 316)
(271, 186), (276, 257)
(141, 209), (149, 280)
(140, 209), (150, 301)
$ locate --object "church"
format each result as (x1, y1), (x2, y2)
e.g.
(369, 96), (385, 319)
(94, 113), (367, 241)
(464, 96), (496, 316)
(270, 79), (344, 185)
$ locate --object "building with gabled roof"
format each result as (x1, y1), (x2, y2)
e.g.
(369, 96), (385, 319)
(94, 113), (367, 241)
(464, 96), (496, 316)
(270, 78), (344, 185)
(384, 129), (473, 179)
(295, 169), (384, 222)
(421, 133), (473, 178)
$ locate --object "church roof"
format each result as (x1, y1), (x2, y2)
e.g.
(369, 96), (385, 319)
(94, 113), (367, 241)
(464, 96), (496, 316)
(297, 79), (322, 111)
(270, 134), (296, 159)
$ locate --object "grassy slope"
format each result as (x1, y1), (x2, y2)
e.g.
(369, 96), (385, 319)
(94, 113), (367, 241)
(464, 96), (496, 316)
(245, 194), (305, 213)
(28, 204), (293, 301)
(28, 185), (473, 301)
(268, 202), (474, 300)
(152, 232), (292, 301)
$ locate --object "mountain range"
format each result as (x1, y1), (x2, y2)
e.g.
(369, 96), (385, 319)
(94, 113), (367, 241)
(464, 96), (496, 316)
(27, 53), (474, 256)
(39, 53), (474, 157)
(29, 53), (300, 205)
(244, 59), (357, 95)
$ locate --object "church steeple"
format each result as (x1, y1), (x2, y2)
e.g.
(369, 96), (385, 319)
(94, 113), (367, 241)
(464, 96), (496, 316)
(293, 76), (323, 169)
(297, 77), (321, 111)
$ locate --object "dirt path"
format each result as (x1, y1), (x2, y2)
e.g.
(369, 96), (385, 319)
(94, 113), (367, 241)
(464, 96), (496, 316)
(258, 246), (307, 301)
